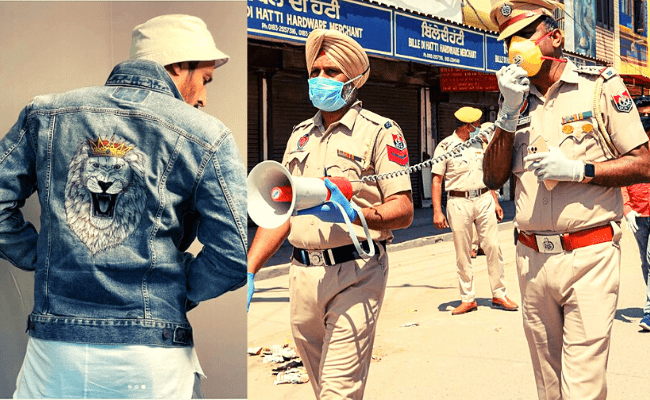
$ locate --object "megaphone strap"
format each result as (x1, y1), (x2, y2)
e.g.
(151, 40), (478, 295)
(330, 201), (376, 259)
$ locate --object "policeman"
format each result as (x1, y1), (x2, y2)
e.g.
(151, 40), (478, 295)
(432, 107), (517, 315)
(247, 29), (413, 399)
(484, 1), (650, 398)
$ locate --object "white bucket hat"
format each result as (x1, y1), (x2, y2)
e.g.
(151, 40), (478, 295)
(130, 14), (229, 68)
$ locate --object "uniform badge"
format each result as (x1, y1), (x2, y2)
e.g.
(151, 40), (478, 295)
(296, 133), (310, 150)
(387, 145), (409, 166)
(542, 238), (555, 252)
(562, 125), (574, 134)
(501, 3), (512, 17)
(392, 133), (406, 151)
(612, 89), (633, 113)
(337, 149), (363, 163)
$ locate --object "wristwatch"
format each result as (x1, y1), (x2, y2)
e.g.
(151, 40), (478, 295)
(582, 162), (595, 183)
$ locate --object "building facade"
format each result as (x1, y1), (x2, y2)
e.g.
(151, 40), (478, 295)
(247, 0), (650, 208)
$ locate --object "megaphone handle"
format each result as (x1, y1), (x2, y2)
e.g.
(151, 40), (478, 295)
(329, 201), (376, 259)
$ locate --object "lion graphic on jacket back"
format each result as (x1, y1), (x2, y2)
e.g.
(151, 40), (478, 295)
(64, 137), (147, 255)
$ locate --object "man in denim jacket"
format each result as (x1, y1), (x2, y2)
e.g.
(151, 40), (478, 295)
(0, 15), (247, 398)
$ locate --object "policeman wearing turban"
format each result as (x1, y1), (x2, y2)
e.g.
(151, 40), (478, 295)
(483, 1), (650, 398)
(431, 107), (517, 315)
(248, 29), (413, 399)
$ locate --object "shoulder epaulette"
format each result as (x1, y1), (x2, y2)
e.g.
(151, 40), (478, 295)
(292, 119), (313, 132)
(599, 67), (618, 80)
(358, 108), (387, 127)
(576, 65), (618, 80)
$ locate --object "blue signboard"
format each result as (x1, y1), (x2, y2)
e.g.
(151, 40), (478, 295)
(247, 0), (393, 56)
(621, 36), (648, 63)
(485, 34), (509, 72)
(573, 0), (597, 58)
(394, 12), (485, 70)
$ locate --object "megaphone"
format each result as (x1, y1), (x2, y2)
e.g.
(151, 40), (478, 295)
(247, 160), (353, 229)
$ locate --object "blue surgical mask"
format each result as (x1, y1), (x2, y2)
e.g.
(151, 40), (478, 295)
(308, 71), (365, 112)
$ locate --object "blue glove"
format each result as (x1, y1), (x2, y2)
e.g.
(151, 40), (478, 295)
(247, 272), (255, 312)
(296, 178), (358, 223)
(523, 147), (584, 182)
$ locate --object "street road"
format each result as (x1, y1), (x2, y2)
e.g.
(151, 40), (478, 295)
(247, 224), (650, 399)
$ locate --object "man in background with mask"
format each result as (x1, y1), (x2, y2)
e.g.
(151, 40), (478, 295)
(622, 95), (650, 332)
(484, 0), (650, 398)
(247, 29), (413, 399)
(1, 15), (247, 398)
(431, 107), (516, 315)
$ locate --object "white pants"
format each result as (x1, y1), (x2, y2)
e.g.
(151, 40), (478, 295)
(14, 337), (204, 399)
(446, 192), (507, 302)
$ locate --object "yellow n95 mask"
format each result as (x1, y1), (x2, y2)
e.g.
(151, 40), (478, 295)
(508, 30), (566, 76)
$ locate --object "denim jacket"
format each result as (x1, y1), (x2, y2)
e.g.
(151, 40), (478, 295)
(0, 60), (247, 347)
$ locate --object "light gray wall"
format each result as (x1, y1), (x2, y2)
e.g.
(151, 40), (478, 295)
(0, 2), (247, 398)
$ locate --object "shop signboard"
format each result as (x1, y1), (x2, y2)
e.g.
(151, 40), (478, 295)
(393, 12), (485, 70)
(619, 0), (648, 66)
(247, 0), (393, 56)
(485, 34), (509, 72)
(440, 68), (498, 91)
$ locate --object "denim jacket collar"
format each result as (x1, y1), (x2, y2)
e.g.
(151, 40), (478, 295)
(105, 59), (183, 101)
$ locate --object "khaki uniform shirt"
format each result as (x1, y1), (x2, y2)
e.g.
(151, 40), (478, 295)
(282, 101), (412, 249)
(512, 60), (648, 233)
(431, 132), (487, 191)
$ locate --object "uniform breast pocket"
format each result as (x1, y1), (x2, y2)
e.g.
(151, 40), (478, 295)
(326, 162), (362, 184)
(558, 118), (603, 161)
(450, 156), (470, 175)
(512, 131), (532, 174)
(286, 151), (310, 176)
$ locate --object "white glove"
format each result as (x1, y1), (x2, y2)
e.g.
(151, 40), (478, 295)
(496, 64), (530, 132)
(625, 210), (639, 234)
(523, 147), (584, 182)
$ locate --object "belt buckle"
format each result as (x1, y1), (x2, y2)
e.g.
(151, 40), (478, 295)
(534, 234), (563, 254)
(307, 250), (327, 266)
(468, 189), (479, 199)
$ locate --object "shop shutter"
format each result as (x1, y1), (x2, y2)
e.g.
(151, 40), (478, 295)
(358, 83), (422, 208)
(268, 72), (315, 162)
(437, 103), (461, 143)
(247, 70), (261, 173)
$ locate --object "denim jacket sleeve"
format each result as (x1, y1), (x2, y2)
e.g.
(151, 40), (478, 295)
(0, 105), (39, 271)
(186, 130), (248, 303)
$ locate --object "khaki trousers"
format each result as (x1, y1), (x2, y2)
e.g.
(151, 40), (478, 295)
(516, 233), (620, 400)
(289, 243), (388, 400)
(446, 192), (507, 302)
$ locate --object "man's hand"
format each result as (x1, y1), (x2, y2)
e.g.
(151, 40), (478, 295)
(247, 272), (255, 312)
(625, 210), (639, 234)
(296, 178), (358, 223)
(496, 64), (529, 132)
(433, 210), (449, 230)
(495, 202), (504, 222)
(524, 147), (584, 182)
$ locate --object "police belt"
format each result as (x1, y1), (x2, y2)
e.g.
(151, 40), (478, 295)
(448, 188), (489, 199)
(293, 240), (386, 266)
(516, 224), (614, 254)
